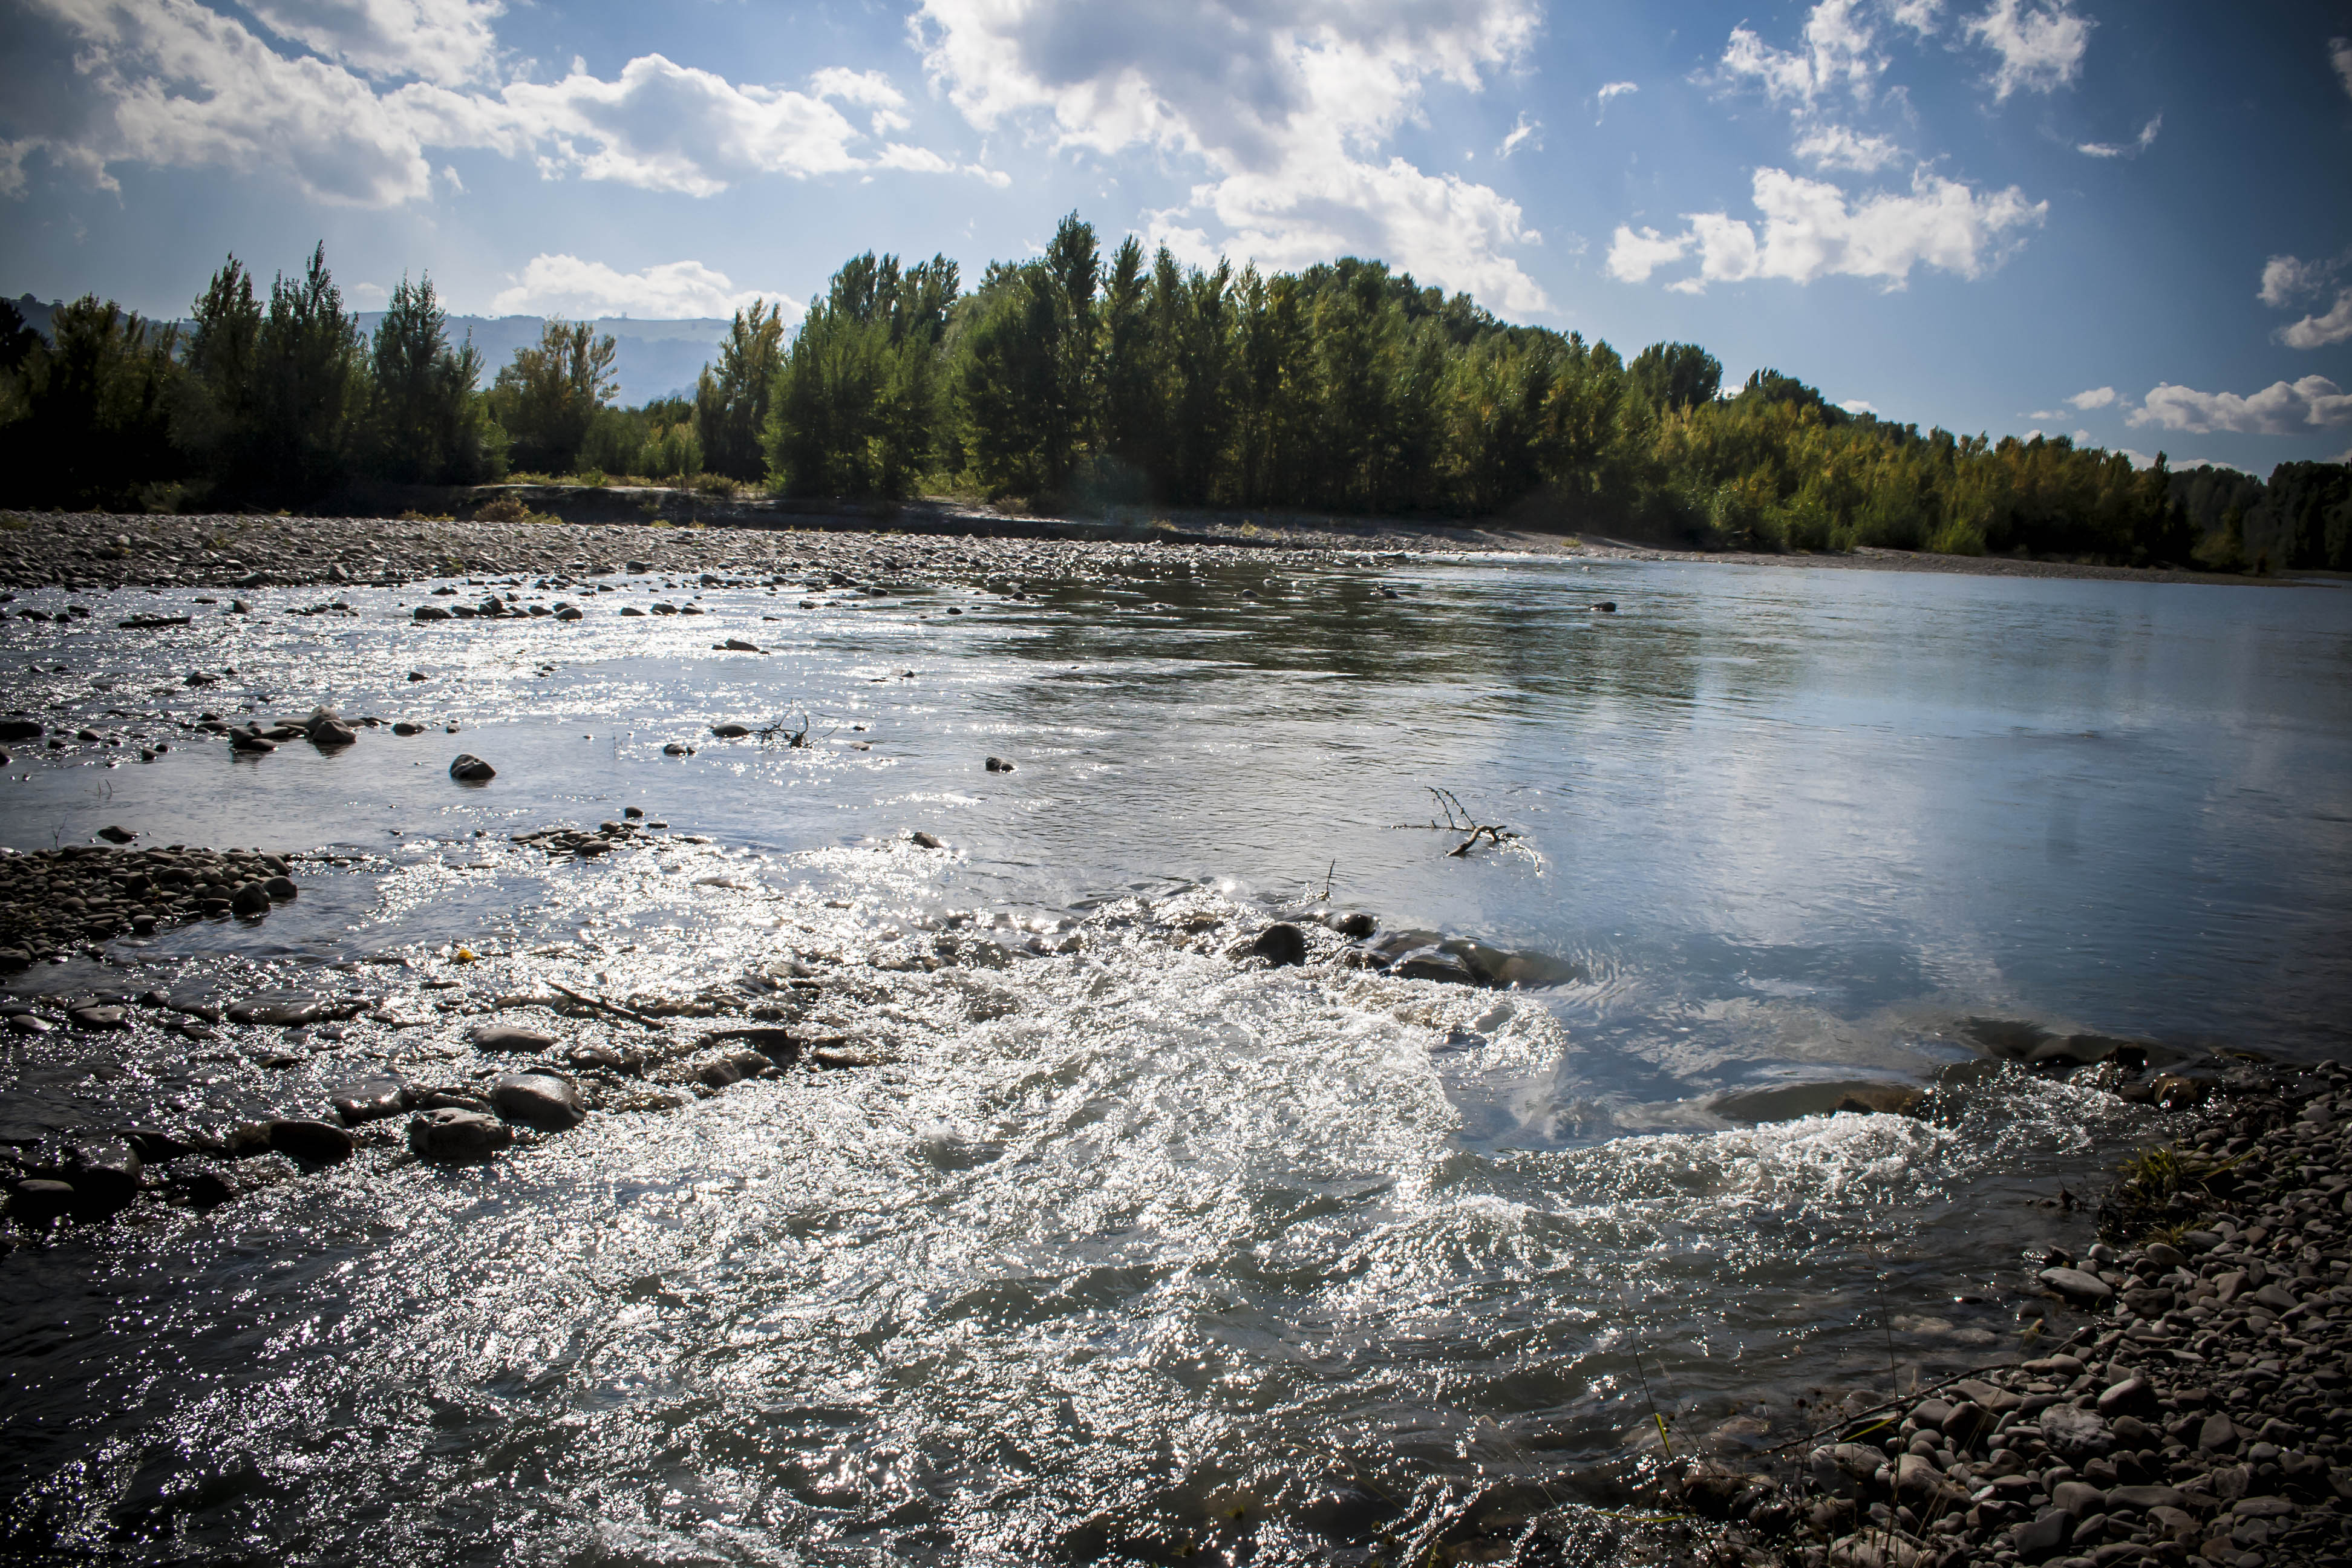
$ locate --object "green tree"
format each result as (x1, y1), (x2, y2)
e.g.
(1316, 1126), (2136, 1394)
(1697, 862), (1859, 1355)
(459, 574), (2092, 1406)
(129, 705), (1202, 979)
(694, 301), (786, 481)
(1630, 342), (1724, 412)
(367, 274), (501, 484)
(766, 252), (958, 498)
(491, 319), (617, 474)
(0, 296), (181, 508)
(248, 244), (367, 502)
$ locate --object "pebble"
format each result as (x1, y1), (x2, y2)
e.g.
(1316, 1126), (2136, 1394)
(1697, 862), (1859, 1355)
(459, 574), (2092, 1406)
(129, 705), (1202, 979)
(0, 844), (298, 959)
(1675, 1057), (2352, 1568)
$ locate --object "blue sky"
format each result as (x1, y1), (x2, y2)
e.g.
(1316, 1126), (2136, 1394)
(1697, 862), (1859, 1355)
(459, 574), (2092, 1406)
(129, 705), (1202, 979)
(2, 0), (2347, 472)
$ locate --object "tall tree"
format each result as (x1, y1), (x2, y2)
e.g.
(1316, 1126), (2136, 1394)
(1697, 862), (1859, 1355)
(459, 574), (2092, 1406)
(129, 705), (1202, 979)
(249, 244), (365, 501)
(367, 274), (500, 484)
(0, 296), (180, 508)
(491, 319), (617, 474)
(694, 301), (786, 481)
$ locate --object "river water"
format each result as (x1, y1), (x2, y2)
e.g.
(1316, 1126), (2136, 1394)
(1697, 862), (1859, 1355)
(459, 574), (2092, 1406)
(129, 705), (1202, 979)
(1, 553), (2348, 1563)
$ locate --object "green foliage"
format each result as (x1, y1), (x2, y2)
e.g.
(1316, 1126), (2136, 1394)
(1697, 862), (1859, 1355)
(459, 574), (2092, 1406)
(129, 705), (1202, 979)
(765, 252), (956, 498)
(489, 319), (617, 474)
(694, 302), (786, 481)
(0, 224), (2336, 571)
(0, 295), (181, 508)
(367, 275), (502, 485)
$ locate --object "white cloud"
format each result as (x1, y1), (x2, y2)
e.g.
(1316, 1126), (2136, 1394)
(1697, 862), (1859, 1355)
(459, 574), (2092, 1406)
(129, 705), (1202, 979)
(242, 0), (501, 87)
(1964, 0), (2092, 99)
(2281, 291), (2352, 350)
(2077, 114), (2160, 158)
(2067, 385), (2115, 410)
(1501, 112), (1542, 154)
(1888, 0), (1944, 35)
(2255, 253), (2352, 348)
(1719, 0), (1885, 106)
(489, 255), (802, 321)
(2333, 37), (2352, 100)
(2128, 376), (2352, 436)
(1605, 224), (1691, 283)
(1794, 123), (1903, 172)
(913, 0), (1550, 312)
(1594, 82), (1636, 124)
(2259, 253), (2331, 307)
(1839, 398), (1878, 414)
(0, 139), (37, 198)
(807, 67), (903, 109)
(10, 0), (984, 206)
(1606, 166), (2045, 292)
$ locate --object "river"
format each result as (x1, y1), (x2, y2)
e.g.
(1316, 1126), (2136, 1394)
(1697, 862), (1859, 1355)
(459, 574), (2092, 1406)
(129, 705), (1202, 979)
(2, 551), (2347, 1562)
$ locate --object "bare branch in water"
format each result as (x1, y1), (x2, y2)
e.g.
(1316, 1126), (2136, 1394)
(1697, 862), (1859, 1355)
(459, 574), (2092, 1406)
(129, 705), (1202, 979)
(1393, 786), (1523, 857)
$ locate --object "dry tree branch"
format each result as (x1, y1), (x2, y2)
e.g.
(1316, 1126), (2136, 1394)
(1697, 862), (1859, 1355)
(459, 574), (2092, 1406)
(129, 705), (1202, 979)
(1393, 787), (1523, 857)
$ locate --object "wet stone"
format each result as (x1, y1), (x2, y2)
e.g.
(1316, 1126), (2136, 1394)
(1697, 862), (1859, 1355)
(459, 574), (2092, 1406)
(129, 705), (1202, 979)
(490, 1073), (585, 1131)
(407, 1108), (513, 1162)
(265, 1119), (354, 1165)
(469, 1024), (556, 1053)
(331, 1080), (410, 1126)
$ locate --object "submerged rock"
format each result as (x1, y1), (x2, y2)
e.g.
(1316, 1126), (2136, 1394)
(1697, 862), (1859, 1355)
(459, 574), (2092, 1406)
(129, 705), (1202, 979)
(8, 1178), (76, 1224)
(407, 1108), (514, 1162)
(265, 1118), (354, 1165)
(1250, 923), (1308, 967)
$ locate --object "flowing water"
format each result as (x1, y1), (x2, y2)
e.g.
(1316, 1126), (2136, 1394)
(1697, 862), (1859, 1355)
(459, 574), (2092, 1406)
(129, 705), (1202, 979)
(2, 554), (2348, 1563)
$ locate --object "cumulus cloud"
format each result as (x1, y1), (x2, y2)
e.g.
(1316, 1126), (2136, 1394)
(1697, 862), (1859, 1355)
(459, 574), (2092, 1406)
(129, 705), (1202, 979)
(1839, 397), (1878, 414)
(1594, 82), (1635, 124)
(1501, 113), (1542, 154)
(2068, 385), (2115, 410)
(1964, 0), (2092, 99)
(1605, 224), (1691, 283)
(489, 254), (800, 320)
(2259, 253), (2332, 307)
(2255, 252), (2352, 348)
(243, 0), (501, 86)
(2077, 114), (2160, 158)
(1719, 0), (1884, 106)
(1605, 166), (2045, 292)
(913, 0), (1549, 312)
(2128, 376), (2352, 436)
(2282, 292), (2352, 350)
(2334, 36), (2352, 100)
(1794, 123), (1903, 171)
(7, 0), (982, 206)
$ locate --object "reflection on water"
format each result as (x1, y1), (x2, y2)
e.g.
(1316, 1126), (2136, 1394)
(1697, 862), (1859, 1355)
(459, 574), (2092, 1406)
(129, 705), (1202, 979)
(1, 554), (2348, 1560)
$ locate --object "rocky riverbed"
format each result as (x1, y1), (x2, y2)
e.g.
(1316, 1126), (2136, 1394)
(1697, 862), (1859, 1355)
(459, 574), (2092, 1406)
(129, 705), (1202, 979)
(1661, 1059), (2352, 1568)
(0, 508), (1460, 597)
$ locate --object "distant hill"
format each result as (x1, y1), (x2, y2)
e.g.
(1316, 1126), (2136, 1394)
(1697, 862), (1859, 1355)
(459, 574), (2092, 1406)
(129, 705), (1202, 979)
(7, 293), (727, 406)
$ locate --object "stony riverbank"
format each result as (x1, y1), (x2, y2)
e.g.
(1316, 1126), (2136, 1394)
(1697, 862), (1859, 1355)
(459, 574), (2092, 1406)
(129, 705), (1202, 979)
(0, 507), (1472, 595)
(1676, 1059), (2352, 1568)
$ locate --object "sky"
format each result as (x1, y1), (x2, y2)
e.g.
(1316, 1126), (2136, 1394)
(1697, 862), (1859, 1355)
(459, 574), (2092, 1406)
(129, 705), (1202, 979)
(1, 0), (2348, 474)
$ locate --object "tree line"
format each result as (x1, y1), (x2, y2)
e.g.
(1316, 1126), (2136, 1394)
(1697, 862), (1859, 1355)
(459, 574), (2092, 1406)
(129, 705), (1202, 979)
(2, 226), (2345, 570)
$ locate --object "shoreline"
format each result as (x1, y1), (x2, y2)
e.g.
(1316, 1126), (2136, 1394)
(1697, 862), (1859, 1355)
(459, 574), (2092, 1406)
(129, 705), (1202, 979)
(1674, 1058), (2352, 1568)
(0, 506), (2296, 592)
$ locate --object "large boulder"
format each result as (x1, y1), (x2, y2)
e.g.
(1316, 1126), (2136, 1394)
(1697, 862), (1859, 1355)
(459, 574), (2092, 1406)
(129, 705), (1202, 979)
(449, 753), (495, 782)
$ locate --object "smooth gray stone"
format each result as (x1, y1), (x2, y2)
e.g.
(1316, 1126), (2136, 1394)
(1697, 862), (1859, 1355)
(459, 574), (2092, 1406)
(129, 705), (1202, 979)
(490, 1073), (585, 1131)
(407, 1108), (512, 1161)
